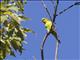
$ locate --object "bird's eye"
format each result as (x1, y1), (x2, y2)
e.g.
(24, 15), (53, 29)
(43, 21), (46, 24)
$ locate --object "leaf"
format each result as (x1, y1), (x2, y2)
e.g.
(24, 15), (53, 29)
(16, 32), (24, 40)
(18, 46), (24, 54)
(3, 0), (10, 4)
(10, 51), (16, 57)
(0, 41), (5, 50)
(8, 6), (19, 12)
(16, 1), (24, 13)
(5, 40), (11, 48)
(7, 29), (14, 37)
(12, 19), (20, 26)
(0, 39), (5, 44)
(3, 11), (21, 21)
(22, 28), (34, 33)
(0, 28), (5, 34)
(10, 40), (18, 50)
(11, 39), (21, 51)
(19, 15), (30, 20)
(0, 49), (4, 59)
(0, 15), (8, 23)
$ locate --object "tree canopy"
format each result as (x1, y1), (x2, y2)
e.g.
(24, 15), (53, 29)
(0, 0), (32, 60)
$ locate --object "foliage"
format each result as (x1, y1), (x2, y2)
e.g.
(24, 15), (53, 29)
(0, 0), (32, 60)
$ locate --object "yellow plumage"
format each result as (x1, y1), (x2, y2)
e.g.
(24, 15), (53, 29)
(42, 18), (53, 32)
(42, 18), (60, 43)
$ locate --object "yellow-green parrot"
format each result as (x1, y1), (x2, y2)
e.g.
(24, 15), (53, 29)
(42, 18), (60, 43)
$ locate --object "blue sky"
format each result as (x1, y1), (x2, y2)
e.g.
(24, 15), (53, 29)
(5, 1), (79, 60)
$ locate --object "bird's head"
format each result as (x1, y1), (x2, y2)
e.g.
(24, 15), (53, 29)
(42, 18), (48, 24)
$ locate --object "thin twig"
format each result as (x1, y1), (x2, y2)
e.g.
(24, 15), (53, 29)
(40, 1), (53, 60)
(56, 2), (80, 16)
(41, 0), (56, 28)
(55, 41), (59, 60)
(41, 0), (52, 21)
(40, 1), (79, 60)
(52, 0), (60, 60)
(52, 0), (59, 23)
(41, 0), (59, 60)
(40, 32), (50, 60)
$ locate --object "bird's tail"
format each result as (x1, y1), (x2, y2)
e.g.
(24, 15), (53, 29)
(51, 30), (61, 43)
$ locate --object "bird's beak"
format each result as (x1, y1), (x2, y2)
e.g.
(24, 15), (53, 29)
(42, 21), (46, 24)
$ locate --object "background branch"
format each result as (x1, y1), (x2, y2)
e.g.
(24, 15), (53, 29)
(40, 32), (50, 60)
(52, 0), (60, 60)
(41, 1), (79, 60)
(52, 0), (59, 23)
(56, 2), (80, 16)
(41, 0), (59, 60)
(55, 41), (59, 60)
(41, 0), (52, 21)
(41, 0), (53, 60)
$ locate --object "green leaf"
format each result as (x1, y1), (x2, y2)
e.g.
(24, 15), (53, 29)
(12, 19), (20, 26)
(0, 15), (8, 23)
(16, 1), (24, 13)
(18, 46), (24, 54)
(19, 16), (30, 20)
(5, 40), (11, 48)
(7, 29), (14, 37)
(8, 6), (19, 12)
(10, 40), (18, 50)
(0, 39), (5, 44)
(0, 49), (4, 60)
(10, 51), (16, 57)
(16, 33), (24, 40)
(22, 28), (33, 33)
(11, 39), (21, 51)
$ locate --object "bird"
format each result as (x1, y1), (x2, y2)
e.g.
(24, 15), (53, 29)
(42, 18), (61, 43)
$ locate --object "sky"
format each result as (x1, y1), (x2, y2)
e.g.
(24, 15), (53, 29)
(5, 1), (79, 60)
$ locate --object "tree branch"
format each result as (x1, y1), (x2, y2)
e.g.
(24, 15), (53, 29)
(56, 2), (80, 16)
(52, 0), (59, 23)
(41, 0), (52, 21)
(40, 32), (50, 60)
(54, 2), (80, 60)
(55, 41), (59, 60)
(40, 1), (53, 60)
(52, 0), (60, 60)
(41, 1), (79, 60)
(41, 0), (60, 60)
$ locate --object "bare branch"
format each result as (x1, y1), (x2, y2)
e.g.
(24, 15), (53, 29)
(52, 0), (59, 23)
(56, 2), (80, 16)
(51, 0), (60, 60)
(41, 1), (79, 60)
(41, 0), (52, 21)
(41, 0), (60, 60)
(55, 41), (59, 60)
(40, 32), (50, 60)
